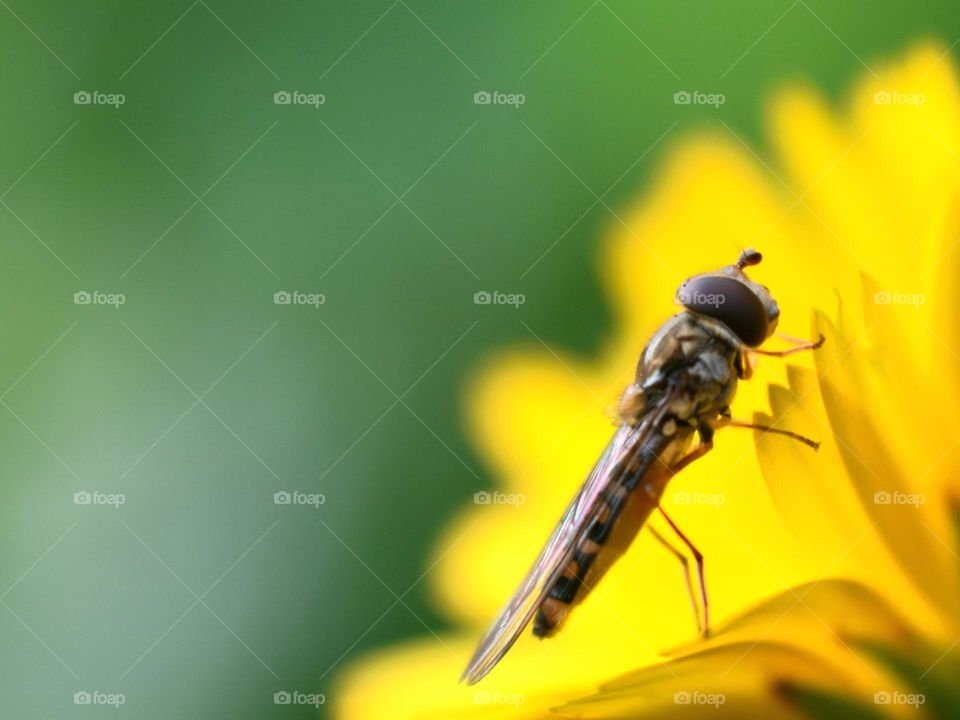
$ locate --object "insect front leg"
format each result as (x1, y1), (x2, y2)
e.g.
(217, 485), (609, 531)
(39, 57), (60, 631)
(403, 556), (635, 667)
(657, 504), (709, 638)
(712, 415), (820, 451)
(752, 333), (825, 357)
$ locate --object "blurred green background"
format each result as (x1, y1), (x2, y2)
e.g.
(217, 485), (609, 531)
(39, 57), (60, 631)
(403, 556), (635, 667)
(0, 1), (956, 717)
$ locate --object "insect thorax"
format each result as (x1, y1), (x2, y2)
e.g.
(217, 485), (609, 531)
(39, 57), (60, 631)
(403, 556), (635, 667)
(622, 312), (741, 427)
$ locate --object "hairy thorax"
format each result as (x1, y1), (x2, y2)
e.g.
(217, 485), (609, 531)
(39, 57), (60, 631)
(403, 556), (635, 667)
(618, 312), (742, 431)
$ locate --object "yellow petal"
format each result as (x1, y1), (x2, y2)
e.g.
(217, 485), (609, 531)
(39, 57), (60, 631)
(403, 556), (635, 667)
(557, 642), (849, 720)
(815, 307), (960, 621)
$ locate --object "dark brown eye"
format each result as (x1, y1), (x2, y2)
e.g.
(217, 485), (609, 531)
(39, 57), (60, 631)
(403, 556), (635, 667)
(677, 275), (768, 346)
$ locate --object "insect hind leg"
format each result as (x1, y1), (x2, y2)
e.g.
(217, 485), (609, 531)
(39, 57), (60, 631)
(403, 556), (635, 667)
(657, 503), (709, 637)
(648, 525), (702, 635)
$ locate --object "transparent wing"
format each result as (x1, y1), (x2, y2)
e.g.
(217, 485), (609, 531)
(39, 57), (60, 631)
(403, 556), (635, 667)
(460, 391), (673, 685)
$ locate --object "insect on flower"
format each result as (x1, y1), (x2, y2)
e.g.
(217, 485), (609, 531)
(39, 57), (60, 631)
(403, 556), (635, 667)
(461, 249), (824, 685)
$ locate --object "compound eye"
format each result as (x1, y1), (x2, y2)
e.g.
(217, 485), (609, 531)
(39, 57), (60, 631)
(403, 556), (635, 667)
(677, 275), (768, 346)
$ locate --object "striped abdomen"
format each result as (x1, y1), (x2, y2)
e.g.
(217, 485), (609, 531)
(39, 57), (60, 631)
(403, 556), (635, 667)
(533, 429), (691, 637)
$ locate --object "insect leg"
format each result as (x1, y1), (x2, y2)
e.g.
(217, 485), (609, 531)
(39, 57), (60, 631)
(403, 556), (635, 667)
(648, 525), (702, 635)
(753, 333), (825, 357)
(717, 418), (820, 451)
(775, 332), (820, 345)
(657, 504), (709, 637)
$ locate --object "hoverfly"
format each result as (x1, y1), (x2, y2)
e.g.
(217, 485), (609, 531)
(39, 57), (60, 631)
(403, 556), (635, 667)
(461, 249), (824, 685)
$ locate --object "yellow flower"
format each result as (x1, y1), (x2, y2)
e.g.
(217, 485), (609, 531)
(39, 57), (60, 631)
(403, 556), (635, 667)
(333, 42), (960, 719)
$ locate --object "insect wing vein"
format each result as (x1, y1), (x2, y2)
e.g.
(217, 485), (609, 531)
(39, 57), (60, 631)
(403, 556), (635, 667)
(460, 409), (662, 685)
